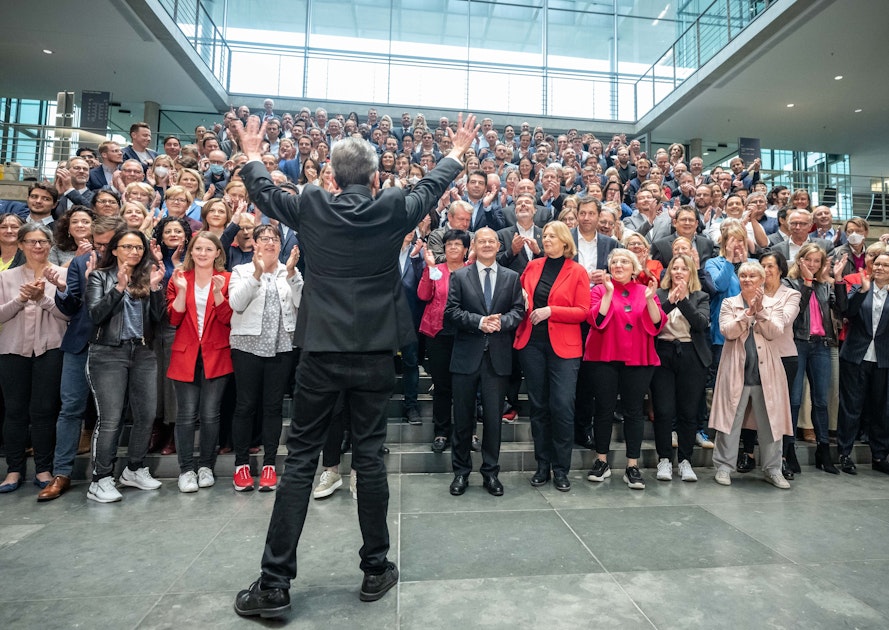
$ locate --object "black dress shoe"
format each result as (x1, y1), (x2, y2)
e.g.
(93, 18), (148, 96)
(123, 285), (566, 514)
(483, 475), (504, 496)
(449, 475), (468, 495)
(360, 561), (399, 602)
(431, 437), (448, 453)
(553, 474), (571, 492)
(781, 460), (794, 481)
(839, 454), (857, 475)
(575, 435), (594, 450)
(234, 579), (291, 618)
(872, 459), (889, 475)
(530, 468), (551, 487)
(737, 452), (756, 473)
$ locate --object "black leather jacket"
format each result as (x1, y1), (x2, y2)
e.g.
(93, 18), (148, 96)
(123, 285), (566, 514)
(782, 277), (838, 344)
(86, 267), (165, 346)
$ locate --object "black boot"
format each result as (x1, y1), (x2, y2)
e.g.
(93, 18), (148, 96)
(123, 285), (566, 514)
(814, 443), (839, 474)
(785, 441), (801, 474)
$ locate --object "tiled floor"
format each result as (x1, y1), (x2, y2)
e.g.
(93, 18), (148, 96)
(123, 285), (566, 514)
(1, 467), (887, 629)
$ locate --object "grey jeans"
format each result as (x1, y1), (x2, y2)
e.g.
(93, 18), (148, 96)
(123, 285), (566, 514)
(713, 385), (782, 474)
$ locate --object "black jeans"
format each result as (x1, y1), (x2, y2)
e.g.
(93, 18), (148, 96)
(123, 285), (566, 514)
(650, 340), (708, 463)
(0, 350), (63, 475)
(231, 349), (295, 468)
(424, 333), (455, 439)
(838, 358), (889, 460)
(321, 392), (350, 469)
(592, 361), (655, 460)
(260, 352), (395, 588)
(520, 339), (580, 476)
(173, 353), (229, 474)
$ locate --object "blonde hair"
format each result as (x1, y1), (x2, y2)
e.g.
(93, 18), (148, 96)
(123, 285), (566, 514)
(660, 254), (702, 292)
(543, 221), (576, 259)
(788, 242), (829, 282)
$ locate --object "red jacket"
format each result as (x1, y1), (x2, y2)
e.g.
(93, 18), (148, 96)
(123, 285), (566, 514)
(166, 269), (234, 381)
(584, 280), (665, 365)
(514, 258), (590, 358)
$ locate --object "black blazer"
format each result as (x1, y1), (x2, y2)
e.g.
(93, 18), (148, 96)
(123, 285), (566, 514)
(445, 263), (525, 376)
(86, 268), (165, 346)
(654, 288), (712, 368)
(87, 166), (111, 191)
(570, 229), (618, 270)
(241, 158), (461, 352)
(839, 283), (889, 368)
(496, 224), (543, 274)
(650, 234), (714, 266)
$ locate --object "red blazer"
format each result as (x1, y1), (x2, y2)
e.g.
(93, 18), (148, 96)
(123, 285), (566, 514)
(584, 280), (665, 366)
(514, 257), (591, 358)
(166, 269), (234, 381)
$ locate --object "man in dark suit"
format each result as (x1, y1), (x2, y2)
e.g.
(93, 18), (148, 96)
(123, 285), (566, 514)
(87, 141), (123, 191)
(501, 179), (551, 227)
(121, 122), (158, 172)
(445, 227), (525, 497)
(766, 209), (834, 263)
(570, 197), (618, 448)
(399, 230), (426, 425)
(38, 216), (124, 501)
(836, 255), (889, 475)
(464, 169), (504, 232)
(232, 113), (480, 618)
(52, 157), (95, 219)
(650, 207), (715, 266)
(533, 165), (566, 226)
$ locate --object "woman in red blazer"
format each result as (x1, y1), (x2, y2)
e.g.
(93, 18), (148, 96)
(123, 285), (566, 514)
(166, 231), (233, 493)
(514, 221), (591, 492)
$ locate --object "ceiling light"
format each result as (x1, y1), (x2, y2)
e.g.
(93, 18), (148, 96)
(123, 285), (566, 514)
(703, 152), (709, 156)
(834, 75), (843, 80)
(786, 103), (795, 108)
(42, 49), (53, 55)
(854, 108), (862, 113)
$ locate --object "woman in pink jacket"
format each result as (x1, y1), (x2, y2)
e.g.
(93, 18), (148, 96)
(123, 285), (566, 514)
(710, 261), (793, 489)
(584, 248), (665, 490)
(418, 229), (469, 453)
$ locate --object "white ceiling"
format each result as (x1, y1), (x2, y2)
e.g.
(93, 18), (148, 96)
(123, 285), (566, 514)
(2, 0), (887, 171)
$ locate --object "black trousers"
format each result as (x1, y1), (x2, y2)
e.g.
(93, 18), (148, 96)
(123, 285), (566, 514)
(650, 340), (708, 463)
(838, 358), (889, 460)
(573, 322), (595, 442)
(592, 361), (655, 460)
(321, 392), (350, 469)
(425, 333), (455, 440)
(261, 352), (394, 588)
(451, 352), (506, 478)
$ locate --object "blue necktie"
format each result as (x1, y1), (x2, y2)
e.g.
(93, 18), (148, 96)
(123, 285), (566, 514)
(483, 267), (493, 312)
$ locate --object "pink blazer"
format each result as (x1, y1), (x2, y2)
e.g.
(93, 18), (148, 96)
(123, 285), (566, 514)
(417, 263), (463, 338)
(583, 280), (665, 365)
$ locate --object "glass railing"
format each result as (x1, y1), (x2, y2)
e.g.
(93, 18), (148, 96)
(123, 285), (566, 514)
(156, 0), (231, 89)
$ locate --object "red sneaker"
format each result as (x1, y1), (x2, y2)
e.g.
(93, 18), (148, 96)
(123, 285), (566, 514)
(501, 408), (518, 423)
(259, 466), (277, 492)
(233, 464), (254, 492)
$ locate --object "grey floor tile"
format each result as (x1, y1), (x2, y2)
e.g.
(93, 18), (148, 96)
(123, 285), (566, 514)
(614, 564), (885, 630)
(400, 510), (601, 581)
(702, 500), (889, 563)
(0, 523), (45, 551)
(0, 595), (159, 630)
(400, 472), (552, 513)
(0, 485), (89, 524)
(560, 506), (788, 572)
(830, 498), (889, 525)
(137, 588), (396, 629)
(802, 559), (889, 616)
(399, 573), (653, 629)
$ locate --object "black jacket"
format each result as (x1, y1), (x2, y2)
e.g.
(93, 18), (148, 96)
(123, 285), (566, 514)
(86, 268), (165, 346)
(655, 288), (712, 368)
(782, 277), (839, 343)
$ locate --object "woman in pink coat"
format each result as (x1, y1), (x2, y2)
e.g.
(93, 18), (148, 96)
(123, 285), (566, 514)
(710, 261), (793, 489)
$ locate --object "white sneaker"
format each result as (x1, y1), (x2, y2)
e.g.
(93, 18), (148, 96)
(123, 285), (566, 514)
(178, 471), (199, 493)
(119, 466), (162, 490)
(656, 458), (673, 481)
(313, 470), (342, 499)
(671, 431), (678, 448)
(678, 459), (698, 482)
(763, 470), (791, 489)
(87, 477), (122, 503)
(350, 469), (357, 500)
(714, 469), (732, 486)
(696, 430), (715, 449)
(197, 467), (215, 488)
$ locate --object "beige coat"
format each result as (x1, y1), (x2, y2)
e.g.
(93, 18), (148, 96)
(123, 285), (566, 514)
(708, 294), (793, 442)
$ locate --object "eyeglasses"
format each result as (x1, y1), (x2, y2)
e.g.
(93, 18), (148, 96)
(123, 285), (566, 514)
(256, 236), (280, 244)
(166, 198), (188, 204)
(22, 239), (49, 246)
(118, 244), (145, 252)
(872, 262), (889, 269)
(96, 198), (118, 205)
(789, 222), (810, 227)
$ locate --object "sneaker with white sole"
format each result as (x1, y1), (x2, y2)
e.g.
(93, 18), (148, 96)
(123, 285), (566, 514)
(197, 467), (215, 488)
(763, 470), (790, 489)
(233, 464), (254, 492)
(715, 469), (732, 486)
(678, 459), (698, 482)
(178, 471), (199, 493)
(350, 469), (357, 500)
(623, 466), (646, 489)
(87, 477), (122, 503)
(119, 466), (162, 490)
(671, 431), (678, 448)
(587, 459), (611, 482)
(313, 470), (342, 499)
(656, 458), (673, 481)
(258, 466), (277, 492)
(696, 430), (715, 449)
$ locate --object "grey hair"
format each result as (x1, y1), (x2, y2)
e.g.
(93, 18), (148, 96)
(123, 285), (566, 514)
(18, 222), (54, 244)
(746, 191), (767, 204)
(330, 137), (379, 188)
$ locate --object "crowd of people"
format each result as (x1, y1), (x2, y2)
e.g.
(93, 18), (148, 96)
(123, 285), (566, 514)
(0, 99), (887, 506)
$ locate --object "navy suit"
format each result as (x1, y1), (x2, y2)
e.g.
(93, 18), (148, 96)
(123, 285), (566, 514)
(87, 165), (112, 191)
(122, 146), (158, 171)
(570, 229), (618, 270)
(446, 263), (525, 478)
(467, 198), (505, 232)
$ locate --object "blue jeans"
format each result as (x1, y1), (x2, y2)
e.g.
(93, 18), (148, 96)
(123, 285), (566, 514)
(87, 342), (157, 480)
(519, 339), (580, 476)
(173, 353), (229, 474)
(790, 339), (831, 444)
(53, 349), (90, 478)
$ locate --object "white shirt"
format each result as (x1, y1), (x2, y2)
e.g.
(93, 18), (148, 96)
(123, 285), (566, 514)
(864, 283), (888, 362)
(195, 282), (211, 339)
(476, 260), (497, 297)
(788, 239), (806, 263)
(576, 231), (599, 273)
(516, 223), (535, 261)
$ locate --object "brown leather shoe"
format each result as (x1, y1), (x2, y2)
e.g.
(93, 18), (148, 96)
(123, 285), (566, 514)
(77, 430), (92, 455)
(37, 475), (71, 502)
(802, 428), (816, 443)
